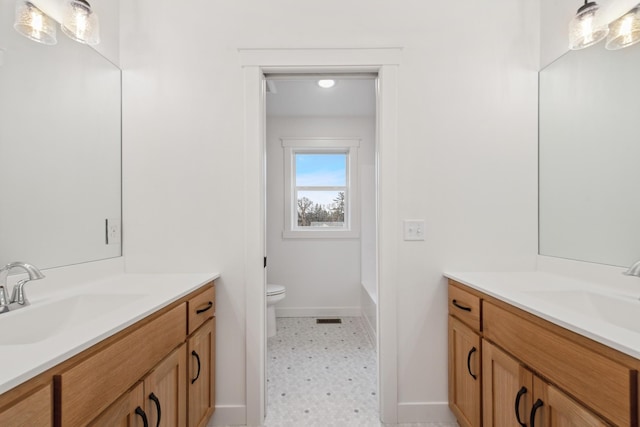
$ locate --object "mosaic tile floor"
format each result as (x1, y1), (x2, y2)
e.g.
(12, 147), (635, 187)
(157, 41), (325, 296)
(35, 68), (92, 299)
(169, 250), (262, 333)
(263, 317), (458, 427)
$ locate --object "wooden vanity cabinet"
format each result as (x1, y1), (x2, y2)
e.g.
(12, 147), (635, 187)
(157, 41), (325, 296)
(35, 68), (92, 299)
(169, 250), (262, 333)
(483, 301), (633, 426)
(448, 279), (637, 427)
(90, 345), (187, 427)
(483, 340), (609, 427)
(449, 316), (482, 427)
(50, 281), (215, 427)
(188, 318), (215, 427)
(531, 376), (610, 427)
(186, 285), (216, 427)
(448, 284), (482, 427)
(0, 281), (216, 427)
(144, 345), (187, 427)
(0, 383), (52, 427)
(482, 340), (532, 427)
(88, 382), (145, 427)
(55, 303), (186, 426)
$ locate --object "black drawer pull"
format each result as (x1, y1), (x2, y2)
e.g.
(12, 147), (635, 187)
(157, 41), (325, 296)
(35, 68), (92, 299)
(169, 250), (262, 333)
(135, 406), (149, 427)
(149, 392), (161, 427)
(466, 347), (477, 380)
(452, 299), (472, 312)
(191, 350), (202, 384)
(196, 301), (213, 314)
(514, 386), (528, 427)
(530, 398), (544, 427)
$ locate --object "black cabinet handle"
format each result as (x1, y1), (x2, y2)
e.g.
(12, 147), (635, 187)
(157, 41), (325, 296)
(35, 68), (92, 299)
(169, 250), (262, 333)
(466, 347), (477, 380)
(135, 406), (149, 427)
(530, 398), (544, 427)
(514, 386), (528, 427)
(452, 299), (472, 312)
(191, 350), (201, 384)
(196, 301), (213, 314)
(149, 392), (161, 427)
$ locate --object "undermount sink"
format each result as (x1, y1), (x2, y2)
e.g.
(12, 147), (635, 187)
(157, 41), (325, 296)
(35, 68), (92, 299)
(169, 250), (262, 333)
(0, 294), (144, 345)
(524, 289), (640, 334)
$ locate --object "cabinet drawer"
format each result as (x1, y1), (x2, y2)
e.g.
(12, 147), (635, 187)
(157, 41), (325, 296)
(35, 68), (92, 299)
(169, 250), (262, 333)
(55, 303), (186, 427)
(188, 285), (215, 335)
(484, 302), (635, 427)
(448, 282), (481, 332)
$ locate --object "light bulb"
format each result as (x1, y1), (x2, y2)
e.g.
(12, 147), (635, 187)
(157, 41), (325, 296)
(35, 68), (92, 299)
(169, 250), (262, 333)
(606, 5), (640, 50)
(568, 1), (609, 50)
(13, 1), (57, 45)
(61, 0), (100, 45)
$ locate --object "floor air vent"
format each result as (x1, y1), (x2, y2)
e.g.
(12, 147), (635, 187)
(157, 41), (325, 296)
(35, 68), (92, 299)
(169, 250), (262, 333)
(316, 318), (342, 324)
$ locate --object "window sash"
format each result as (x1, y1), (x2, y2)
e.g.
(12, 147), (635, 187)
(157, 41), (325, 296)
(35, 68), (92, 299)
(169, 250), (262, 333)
(282, 138), (360, 239)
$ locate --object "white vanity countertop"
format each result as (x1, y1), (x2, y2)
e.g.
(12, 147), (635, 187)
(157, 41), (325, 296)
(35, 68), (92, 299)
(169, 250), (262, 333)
(444, 271), (640, 360)
(0, 272), (219, 395)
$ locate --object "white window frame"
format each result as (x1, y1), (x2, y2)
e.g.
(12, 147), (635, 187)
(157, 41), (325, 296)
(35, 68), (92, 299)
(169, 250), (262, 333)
(282, 137), (360, 239)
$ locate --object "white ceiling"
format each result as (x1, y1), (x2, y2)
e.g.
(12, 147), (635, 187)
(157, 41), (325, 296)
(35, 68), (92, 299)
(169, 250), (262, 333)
(266, 78), (376, 117)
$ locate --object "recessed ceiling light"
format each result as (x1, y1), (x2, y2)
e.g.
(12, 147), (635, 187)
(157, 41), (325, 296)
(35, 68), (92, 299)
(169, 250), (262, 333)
(317, 79), (336, 89)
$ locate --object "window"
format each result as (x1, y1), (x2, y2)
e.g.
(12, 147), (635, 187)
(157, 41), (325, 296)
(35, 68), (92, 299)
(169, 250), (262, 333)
(282, 138), (360, 238)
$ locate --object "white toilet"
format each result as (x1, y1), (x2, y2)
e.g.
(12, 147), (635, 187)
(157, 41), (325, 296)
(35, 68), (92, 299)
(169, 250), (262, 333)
(266, 284), (286, 338)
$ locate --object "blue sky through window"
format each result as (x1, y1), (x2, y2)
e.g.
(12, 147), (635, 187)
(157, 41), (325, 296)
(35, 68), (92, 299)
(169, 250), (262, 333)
(295, 153), (346, 187)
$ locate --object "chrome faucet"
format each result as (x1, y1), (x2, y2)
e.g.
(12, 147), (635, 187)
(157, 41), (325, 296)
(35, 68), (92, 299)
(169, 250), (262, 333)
(623, 259), (640, 278)
(0, 262), (45, 313)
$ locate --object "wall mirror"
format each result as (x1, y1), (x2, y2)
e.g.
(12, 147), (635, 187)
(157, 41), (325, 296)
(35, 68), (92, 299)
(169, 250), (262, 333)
(0, 0), (121, 270)
(539, 44), (640, 267)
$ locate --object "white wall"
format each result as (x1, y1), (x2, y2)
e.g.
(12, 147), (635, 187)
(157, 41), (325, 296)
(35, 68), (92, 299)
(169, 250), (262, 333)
(266, 116), (375, 317)
(120, 0), (539, 424)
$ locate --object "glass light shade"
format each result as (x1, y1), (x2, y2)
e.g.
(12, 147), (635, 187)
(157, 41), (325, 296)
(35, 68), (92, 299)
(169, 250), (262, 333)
(568, 1), (609, 50)
(606, 5), (640, 50)
(61, 0), (100, 45)
(13, 1), (57, 45)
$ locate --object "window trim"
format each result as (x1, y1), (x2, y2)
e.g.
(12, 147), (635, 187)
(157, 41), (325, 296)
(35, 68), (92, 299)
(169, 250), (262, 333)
(282, 138), (360, 239)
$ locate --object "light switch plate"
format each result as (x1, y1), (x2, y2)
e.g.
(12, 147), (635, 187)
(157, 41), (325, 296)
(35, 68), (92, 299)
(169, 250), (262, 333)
(403, 220), (425, 241)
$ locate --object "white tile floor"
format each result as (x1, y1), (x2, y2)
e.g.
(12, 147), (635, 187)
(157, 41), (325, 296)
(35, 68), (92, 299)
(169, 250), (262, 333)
(263, 317), (458, 427)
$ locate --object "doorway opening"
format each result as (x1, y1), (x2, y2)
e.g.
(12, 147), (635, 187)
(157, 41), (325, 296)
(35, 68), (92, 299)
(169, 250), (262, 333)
(240, 47), (401, 427)
(264, 74), (379, 425)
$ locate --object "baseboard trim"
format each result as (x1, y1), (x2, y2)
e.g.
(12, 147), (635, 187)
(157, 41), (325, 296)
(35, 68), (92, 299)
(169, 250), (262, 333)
(275, 307), (362, 317)
(362, 308), (376, 344)
(397, 402), (457, 423)
(208, 405), (246, 426)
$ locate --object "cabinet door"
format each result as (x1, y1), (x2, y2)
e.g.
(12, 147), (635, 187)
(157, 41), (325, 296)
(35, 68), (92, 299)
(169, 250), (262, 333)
(188, 318), (215, 427)
(144, 344), (187, 427)
(0, 384), (52, 427)
(449, 316), (482, 427)
(482, 340), (533, 427)
(89, 382), (147, 427)
(530, 376), (611, 427)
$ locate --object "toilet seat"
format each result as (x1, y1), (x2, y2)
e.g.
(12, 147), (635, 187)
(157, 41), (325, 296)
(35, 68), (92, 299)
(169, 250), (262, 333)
(267, 284), (285, 296)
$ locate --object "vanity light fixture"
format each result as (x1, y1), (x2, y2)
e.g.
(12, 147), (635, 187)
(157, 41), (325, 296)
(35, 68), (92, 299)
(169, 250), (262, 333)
(317, 79), (336, 89)
(61, 0), (100, 46)
(568, 1), (609, 50)
(605, 4), (640, 50)
(13, 0), (57, 46)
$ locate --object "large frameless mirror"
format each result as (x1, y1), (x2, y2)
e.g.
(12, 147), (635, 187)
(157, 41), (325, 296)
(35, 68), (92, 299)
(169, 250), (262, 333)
(0, 0), (121, 270)
(539, 44), (640, 267)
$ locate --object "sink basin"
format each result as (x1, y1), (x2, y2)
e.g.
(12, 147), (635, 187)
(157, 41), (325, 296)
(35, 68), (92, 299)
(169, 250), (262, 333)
(524, 290), (640, 333)
(0, 294), (144, 345)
